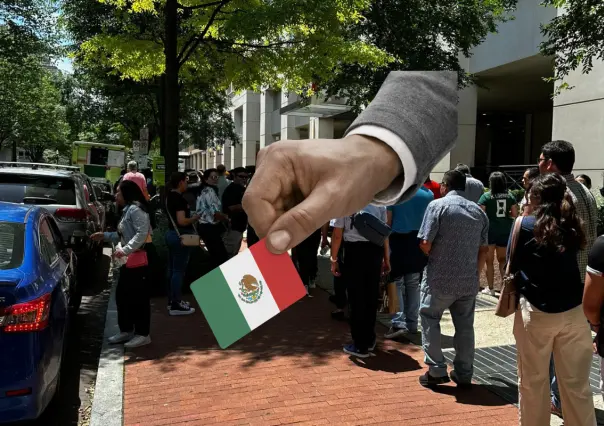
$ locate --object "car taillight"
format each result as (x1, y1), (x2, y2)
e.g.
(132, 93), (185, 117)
(0, 294), (51, 332)
(55, 208), (89, 222)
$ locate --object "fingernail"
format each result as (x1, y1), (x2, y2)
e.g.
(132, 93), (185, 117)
(268, 230), (291, 253)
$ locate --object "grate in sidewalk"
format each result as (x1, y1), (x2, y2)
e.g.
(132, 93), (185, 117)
(443, 344), (602, 405)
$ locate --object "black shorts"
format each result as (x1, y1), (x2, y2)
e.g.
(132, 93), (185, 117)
(488, 232), (509, 248)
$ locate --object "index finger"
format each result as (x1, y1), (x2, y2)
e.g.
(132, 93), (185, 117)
(242, 173), (280, 238)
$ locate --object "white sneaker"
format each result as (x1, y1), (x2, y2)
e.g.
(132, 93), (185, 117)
(481, 288), (496, 296)
(108, 332), (132, 344)
(124, 335), (151, 348)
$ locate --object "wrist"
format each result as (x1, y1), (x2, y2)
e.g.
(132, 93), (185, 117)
(344, 135), (402, 192)
(330, 257), (338, 263)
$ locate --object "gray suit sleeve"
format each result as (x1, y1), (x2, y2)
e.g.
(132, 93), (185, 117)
(345, 71), (458, 205)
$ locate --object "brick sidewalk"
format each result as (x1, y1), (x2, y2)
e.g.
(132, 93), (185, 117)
(122, 287), (518, 426)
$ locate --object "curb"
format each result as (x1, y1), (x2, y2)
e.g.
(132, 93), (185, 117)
(90, 272), (124, 426)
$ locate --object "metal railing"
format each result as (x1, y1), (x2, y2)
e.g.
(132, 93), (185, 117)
(0, 162), (81, 172)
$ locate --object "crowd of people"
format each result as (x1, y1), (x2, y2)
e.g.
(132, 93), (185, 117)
(316, 140), (601, 425)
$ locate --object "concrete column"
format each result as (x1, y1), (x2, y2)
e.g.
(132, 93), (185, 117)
(222, 141), (232, 169)
(281, 91), (301, 140)
(242, 92), (260, 166)
(260, 90), (275, 149)
(552, 58), (604, 185)
(450, 84), (478, 168)
(232, 143), (243, 167)
(309, 117), (334, 139)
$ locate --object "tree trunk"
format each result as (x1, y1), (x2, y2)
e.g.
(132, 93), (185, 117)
(158, 75), (166, 157)
(163, 0), (180, 185)
(11, 140), (17, 162)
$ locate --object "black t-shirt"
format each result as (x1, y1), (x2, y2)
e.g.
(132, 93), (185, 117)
(588, 236), (604, 277)
(222, 183), (247, 232)
(166, 191), (192, 231)
(513, 216), (583, 313)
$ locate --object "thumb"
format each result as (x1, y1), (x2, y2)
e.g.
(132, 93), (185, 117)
(265, 186), (335, 254)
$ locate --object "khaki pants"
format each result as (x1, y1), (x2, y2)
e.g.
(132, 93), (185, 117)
(514, 297), (595, 426)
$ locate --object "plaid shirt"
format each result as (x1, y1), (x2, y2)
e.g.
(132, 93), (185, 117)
(564, 174), (598, 283)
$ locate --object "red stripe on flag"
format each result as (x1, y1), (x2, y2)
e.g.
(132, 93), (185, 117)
(250, 240), (306, 311)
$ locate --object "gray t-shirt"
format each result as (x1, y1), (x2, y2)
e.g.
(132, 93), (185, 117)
(333, 205), (387, 242)
(464, 175), (485, 203)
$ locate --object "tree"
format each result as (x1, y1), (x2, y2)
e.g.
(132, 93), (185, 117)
(0, 58), (70, 161)
(0, 0), (58, 63)
(69, 0), (388, 179)
(315, 0), (518, 111)
(540, 0), (604, 92)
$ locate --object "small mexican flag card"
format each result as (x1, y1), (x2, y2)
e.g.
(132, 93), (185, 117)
(191, 239), (306, 348)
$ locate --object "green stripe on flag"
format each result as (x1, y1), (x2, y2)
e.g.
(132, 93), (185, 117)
(190, 268), (251, 348)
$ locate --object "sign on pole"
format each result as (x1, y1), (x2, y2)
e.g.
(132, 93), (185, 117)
(132, 140), (148, 154)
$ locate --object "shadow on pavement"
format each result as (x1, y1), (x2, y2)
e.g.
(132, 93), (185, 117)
(350, 347), (422, 373)
(430, 383), (514, 407)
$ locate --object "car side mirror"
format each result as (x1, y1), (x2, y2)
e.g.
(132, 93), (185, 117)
(102, 191), (115, 202)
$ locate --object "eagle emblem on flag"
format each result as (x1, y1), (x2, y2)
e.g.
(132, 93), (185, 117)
(238, 274), (263, 304)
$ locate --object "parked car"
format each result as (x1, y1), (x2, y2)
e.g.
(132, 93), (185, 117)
(91, 178), (116, 230)
(0, 203), (78, 423)
(0, 162), (109, 280)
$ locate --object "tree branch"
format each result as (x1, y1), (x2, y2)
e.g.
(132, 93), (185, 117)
(210, 38), (307, 49)
(177, 0), (225, 11)
(178, 0), (231, 67)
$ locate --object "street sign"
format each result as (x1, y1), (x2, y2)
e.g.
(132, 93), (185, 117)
(132, 140), (148, 153)
(140, 128), (149, 142)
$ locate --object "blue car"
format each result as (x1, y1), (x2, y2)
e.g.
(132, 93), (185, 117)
(0, 203), (78, 423)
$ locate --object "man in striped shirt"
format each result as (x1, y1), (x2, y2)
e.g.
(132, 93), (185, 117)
(539, 139), (598, 417)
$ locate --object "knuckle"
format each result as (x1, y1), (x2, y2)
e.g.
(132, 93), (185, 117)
(287, 207), (316, 234)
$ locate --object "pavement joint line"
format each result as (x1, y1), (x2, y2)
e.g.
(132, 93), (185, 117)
(90, 270), (124, 426)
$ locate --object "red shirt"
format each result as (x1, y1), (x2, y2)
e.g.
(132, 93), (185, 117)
(424, 180), (441, 199)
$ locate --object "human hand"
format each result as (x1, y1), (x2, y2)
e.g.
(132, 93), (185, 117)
(321, 238), (329, 248)
(382, 259), (391, 275)
(191, 213), (201, 221)
(243, 136), (401, 254)
(113, 248), (126, 259)
(91, 232), (104, 242)
(330, 260), (341, 277)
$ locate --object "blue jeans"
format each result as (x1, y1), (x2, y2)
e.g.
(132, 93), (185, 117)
(391, 273), (421, 332)
(165, 229), (192, 304)
(420, 284), (476, 381)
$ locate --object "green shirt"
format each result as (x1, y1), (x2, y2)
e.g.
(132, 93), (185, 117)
(478, 191), (517, 236)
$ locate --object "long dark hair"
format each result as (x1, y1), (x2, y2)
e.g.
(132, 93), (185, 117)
(203, 168), (219, 196)
(489, 172), (506, 195)
(530, 173), (585, 252)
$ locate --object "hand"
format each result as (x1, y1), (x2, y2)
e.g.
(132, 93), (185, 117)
(382, 260), (391, 275)
(113, 248), (126, 259)
(330, 260), (341, 277)
(321, 238), (329, 248)
(91, 232), (104, 242)
(242, 136), (401, 254)
(191, 213), (200, 221)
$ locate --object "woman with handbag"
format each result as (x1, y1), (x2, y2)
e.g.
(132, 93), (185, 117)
(92, 180), (153, 348)
(508, 173), (595, 426)
(196, 169), (230, 269)
(165, 172), (200, 316)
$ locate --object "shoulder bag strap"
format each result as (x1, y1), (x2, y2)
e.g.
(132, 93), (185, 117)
(505, 217), (523, 275)
(165, 192), (182, 238)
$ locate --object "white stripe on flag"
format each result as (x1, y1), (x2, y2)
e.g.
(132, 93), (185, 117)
(218, 250), (280, 330)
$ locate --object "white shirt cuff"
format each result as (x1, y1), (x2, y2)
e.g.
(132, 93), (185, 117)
(347, 125), (417, 206)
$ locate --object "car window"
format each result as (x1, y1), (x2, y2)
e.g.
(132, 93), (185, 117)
(0, 222), (25, 270)
(39, 218), (59, 265)
(0, 174), (76, 205)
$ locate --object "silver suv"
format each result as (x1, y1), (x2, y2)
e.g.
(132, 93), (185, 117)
(0, 162), (107, 276)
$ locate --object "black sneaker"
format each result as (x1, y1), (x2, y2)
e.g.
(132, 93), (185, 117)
(450, 371), (472, 389)
(369, 338), (377, 352)
(169, 301), (195, 316)
(419, 372), (451, 388)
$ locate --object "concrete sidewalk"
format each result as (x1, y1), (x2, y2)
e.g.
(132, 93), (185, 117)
(120, 291), (517, 426)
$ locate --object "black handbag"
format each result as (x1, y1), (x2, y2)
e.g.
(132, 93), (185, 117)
(350, 211), (392, 246)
